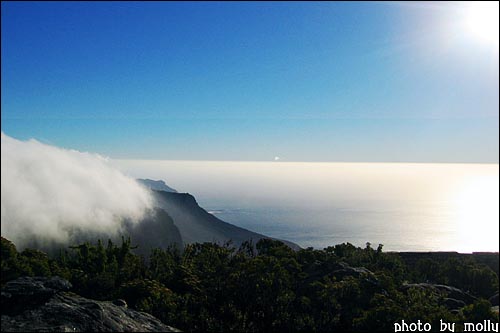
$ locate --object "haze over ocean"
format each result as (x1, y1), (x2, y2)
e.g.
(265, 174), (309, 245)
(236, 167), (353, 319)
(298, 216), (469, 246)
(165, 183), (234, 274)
(2, 2), (498, 253)
(113, 160), (499, 253)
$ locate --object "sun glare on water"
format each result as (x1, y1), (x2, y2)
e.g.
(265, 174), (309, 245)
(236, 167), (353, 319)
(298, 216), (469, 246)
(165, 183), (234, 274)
(450, 174), (499, 253)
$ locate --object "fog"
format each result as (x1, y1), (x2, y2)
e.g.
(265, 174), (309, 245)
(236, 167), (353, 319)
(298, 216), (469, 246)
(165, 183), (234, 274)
(1, 133), (153, 248)
(2, 132), (497, 252)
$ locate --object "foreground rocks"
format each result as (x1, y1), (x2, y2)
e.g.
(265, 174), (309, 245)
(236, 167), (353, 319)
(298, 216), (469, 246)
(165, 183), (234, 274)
(1, 276), (179, 332)
(402, 283), (477, 310)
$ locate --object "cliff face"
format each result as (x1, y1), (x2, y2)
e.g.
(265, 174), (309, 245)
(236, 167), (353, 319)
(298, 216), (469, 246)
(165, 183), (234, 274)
(15, 180), (299, 256)
(15, 206), (183, 257)
(152, 190), (301, 251)
(126, 207), (184, 256)
(1, 276), (179, 332)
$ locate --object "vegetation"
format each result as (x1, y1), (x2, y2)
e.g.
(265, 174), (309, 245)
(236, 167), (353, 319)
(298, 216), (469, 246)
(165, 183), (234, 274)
(1, 236), (498, 332)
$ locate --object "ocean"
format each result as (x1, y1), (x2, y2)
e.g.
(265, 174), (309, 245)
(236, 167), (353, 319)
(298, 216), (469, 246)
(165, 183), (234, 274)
(113, 160), (499, 253)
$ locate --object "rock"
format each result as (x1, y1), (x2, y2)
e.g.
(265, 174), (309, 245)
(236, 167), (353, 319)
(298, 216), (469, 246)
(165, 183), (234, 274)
(402, 283), (477, 304)
(1, 276), (72, 316)
(331, 262), (379, 285)
(333, 262), (373, 276)
(443, 298), (466, 310)
(112, 299), (128, 307)
(303, 260), (379, 287)
(1, 276), (179, 332)
(489, 293), (499, 306)
(2, 276), (72, 296)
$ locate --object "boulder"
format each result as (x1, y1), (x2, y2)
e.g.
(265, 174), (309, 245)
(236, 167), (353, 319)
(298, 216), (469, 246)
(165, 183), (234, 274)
(331, 262), (379, 285)
(402, 283), (477, 304)
(443, 298), (466, 310)
(1, 276), (72, 315)
(1, 276), (179, 332)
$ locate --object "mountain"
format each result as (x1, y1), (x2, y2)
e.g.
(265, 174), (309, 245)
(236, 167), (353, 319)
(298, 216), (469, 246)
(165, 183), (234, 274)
(150, 189), (301, 251)
(16, 179), (299, 255)
(125, 207), (184, 256)
(137, 179), (177, 193)
(138, 178), (300, 250)
(20, 207), (184, 257)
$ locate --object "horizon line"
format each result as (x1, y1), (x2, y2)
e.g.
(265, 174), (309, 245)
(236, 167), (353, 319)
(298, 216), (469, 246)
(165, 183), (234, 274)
(112, 158), (500, 165)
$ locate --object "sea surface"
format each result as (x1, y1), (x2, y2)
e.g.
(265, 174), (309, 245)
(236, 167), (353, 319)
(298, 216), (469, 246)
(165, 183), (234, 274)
(113, 160), (499, 253)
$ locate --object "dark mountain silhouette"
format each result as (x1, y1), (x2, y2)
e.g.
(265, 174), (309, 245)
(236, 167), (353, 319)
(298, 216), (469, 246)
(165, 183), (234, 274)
(22, 207), (183, 257)
(137, 179), (177, 193)
(18, 179), (299, 254)
(150, 189), (301, 250)
(125, 208), (183, 256)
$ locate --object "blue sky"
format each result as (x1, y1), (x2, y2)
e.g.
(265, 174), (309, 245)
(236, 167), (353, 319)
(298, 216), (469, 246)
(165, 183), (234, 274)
(1, 1), (498, 162)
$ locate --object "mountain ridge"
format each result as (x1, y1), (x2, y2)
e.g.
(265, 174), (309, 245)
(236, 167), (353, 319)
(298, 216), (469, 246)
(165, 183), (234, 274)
(137, 179), (177, 193)
(14, 179), (300, 254)
(137, 178), (301, 250)
(151, 190), (301, 251)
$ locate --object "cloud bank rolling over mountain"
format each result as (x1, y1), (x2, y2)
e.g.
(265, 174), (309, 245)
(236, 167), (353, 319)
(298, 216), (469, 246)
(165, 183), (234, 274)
(1, 133), (153, 248)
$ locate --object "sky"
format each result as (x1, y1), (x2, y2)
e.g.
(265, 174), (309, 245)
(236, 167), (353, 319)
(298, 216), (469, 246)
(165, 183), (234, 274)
(1, 1), (499, 162)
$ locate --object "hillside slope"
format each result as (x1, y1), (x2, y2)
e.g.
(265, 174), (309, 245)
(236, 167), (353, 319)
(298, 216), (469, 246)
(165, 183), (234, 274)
(152, 190), (301, 250)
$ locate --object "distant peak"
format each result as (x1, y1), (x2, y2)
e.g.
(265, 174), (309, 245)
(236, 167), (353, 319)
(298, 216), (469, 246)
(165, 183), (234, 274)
(136, 179), (178, 193)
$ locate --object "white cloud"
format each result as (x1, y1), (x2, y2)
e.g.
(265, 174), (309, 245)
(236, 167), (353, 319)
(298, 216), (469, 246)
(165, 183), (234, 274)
(1, 133), (153, 248)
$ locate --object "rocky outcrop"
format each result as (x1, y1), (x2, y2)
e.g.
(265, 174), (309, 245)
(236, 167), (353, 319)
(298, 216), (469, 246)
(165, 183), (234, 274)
(402, 283), (477, 306)
(1, 276), (179, 332)
(443, 298), (466, 310)
(302, 260), (379, 287)
(331, 262), (376, 279)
